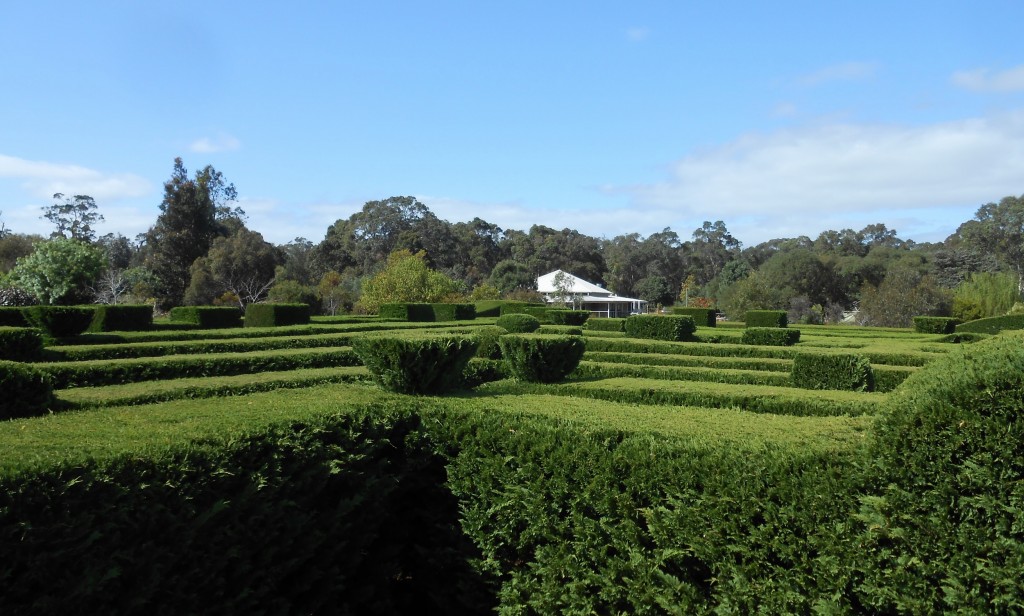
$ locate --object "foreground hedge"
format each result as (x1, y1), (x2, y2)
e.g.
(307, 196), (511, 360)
(352, 335), (479, 394)
(791, 352), (874, 391)
(0, 326), (44, 361)
(0, 360), (53, 419)
(498, 334), (585, 383)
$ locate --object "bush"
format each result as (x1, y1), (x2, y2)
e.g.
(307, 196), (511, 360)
(955, 313), (1024, 334)
(745, 310), (788, 328)
(855, 333), (1024, 613)
(472, 326), (507, 360)
(741, 327), (801, 346)
(672, 307), (717, 327)
(584, 318), (625, 332)
(0, 327), (44, 362)
(0, 306), (28, 327)
(624, 314), (696, 341)
(245, 303), (311, 328)
(22, 305), (96, 338)
(379, 303), (435, 321)
(352, 334), (479, 394)
(912, 316), (959, 334)
(546, 310), (590, 326)
(791, 353), (874, 391)
(0, 360), (54, 419)
(430, 303), (476, 322)
(169, 306), (242, 329)
(496, 313), (541, 333)
(498, 334), (585, 383)
(88, 304), (153, 332)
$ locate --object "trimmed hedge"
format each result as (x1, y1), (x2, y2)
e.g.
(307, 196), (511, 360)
(912, 316), (959, 334)
(791, 352), (874, 391)
(245, 303), (311, 328)
(352, 335), (479, 394)
(22, 306), (96, 338)
(472, 326), (507, 360)
(741, 327), (801, 346)
(0, 326), (44, 361)
(624, 314), (696, 341)
(498, 334), (585, 383)
(88, 304), (153, 332)
(546, 309), (590, 326)
(672, 307), (717, 327)
(954, 313), (1024, 334)
(495, 313), (541, 333)
(584, 317), (625, 332)
(855, 333), (1024, 613)
(0, 307), (28, 327)
(0, 360), (54, 419)
(498, 302), (547, 316)
(432, 303), (476, 321)
(745, 310), (788, 328)
(169, 306), (242, 329)
(379, 303), (477, 322)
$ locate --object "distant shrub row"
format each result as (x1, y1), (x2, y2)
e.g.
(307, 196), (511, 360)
(378, 303), (476, 322)
(912, 316), (959, 334)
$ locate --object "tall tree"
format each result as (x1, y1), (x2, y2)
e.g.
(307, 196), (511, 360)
(956, 194), (1024, 292)
(42, 193), (104, 242)
(685, 220), (741, 286)
(144, 158), (238, 309)
(184, 228), (282, 310)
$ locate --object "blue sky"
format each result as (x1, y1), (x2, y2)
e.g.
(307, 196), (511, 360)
(2, 1), (1023, 248)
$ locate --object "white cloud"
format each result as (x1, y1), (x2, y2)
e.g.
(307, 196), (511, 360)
(798, 61), (877, 86)
(0, 154), (150, 201)
(189, 134), (241, 153)
(951, 65), (1024, 92)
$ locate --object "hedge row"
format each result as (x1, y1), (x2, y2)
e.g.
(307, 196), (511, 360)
(912, 316), (959, 334)
(0, 306), (28, 327)
(0, 326), (44, 361)
(245, 303), (311, 327)
(495, 313), (540, 333)
(0, 361), (54, 420)
(671, 307), (717, 327)
(955, 313), (1024, 334)
(23, 305), (96, 338)
(584, 317), (625, 332)
(584, 351), (794, 373)
(88, 304), (153, 332)
(624, 314), (696, 341)
(791, 353), (874, 391)
(741, 327), (801, 346)
(169, 306), (242, 329)
(46, 333), (358, 362)
(745, 310), (788, 328)
(379, 303), (476, 322)
(498, 334), (585, 383)
(576, 360), (794, 387)
(545, 309), (590, 326)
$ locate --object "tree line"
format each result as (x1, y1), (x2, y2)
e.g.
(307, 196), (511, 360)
(2, 157), (1022, 327)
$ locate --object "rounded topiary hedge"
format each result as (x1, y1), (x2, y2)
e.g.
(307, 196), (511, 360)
(22, 306), (96, 338)
(855, 332), (1024, 613)
(0, 360), (54, 419)
(498, 334), (585, 383)
(496, 313), (541, 333)
(352, 334), (479, 395)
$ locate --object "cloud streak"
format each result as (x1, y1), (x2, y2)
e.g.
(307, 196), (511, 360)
(797, 61), (877, 86)
(951, 65), (1024, 92)
(0, 154), (150, 201)
(189, 134), (242, 153)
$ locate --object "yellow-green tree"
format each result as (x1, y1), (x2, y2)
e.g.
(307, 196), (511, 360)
(356, 250), (463, 314)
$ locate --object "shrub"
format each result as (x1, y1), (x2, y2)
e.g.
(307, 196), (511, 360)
(0, 326), (44, 361)
(672, 307), (717, 327)
(741, 327), (800, 346)
(855, 333), (1024, 613)
(912, 316), (959, 334)
(0, 306), (28, 327)
(745, 310), (788, 328)
(496, 313), (541, 333)
(624, 314), (696, 341)
(546, 310), (590, 326)
(473, 326), (507, 359)
(245, 303), (311, 328)
(352, 334), (479, 394)
(379, 303), (435, 321)
(473, 300), (504, 317)
(0, 360), (54, 419)
(498, 334), (585, 383)
(22, 305), (96, 338)
(791, 353), (874, 391)
(955, 313), (1024, 334)
(169, 306), (242, 329)
(584, 318), (625, 332)
(88, 304), (153, 332)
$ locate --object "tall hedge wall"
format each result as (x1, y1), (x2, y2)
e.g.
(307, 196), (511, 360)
(88, 304), (153, 332)
(244, 303), (311, 328)
(745, 310), (788, 328)
(169, 306), (242, 329)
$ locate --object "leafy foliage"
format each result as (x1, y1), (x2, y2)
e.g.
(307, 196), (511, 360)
(955, 313), (1024, 334)
(169, 306), (242, 329)
(42, 193), (104, 242)
(545, 309), (589, 326)
(357, 250), (464, 314)
(495, 313), (541, 333)
(672, 307), (716, 327)
(911, 316), (959, 334)
(352, 334), (478, 394)
(244, 303), (310, 328)
(498, 334), (585, 383)
(8, 238), (107, 304)
(745, 310), (788, 328)
(87, 305), (153, 332)
(0, 360), (53, 419)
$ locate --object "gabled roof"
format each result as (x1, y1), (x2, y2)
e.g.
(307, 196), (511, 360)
(536, 270), (609, 295)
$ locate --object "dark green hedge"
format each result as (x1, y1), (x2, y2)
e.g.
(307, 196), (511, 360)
(169, 306), (241, 329)
(624, 314), (696, 341)
(88, 304), (153, 332)
(380, 304), (476, 322)
(672, 307), (717, 327)
(741, 327), (801, 346)
(495, 313), (541, 333)
(352, 335), (479, 394)
(498, 334), (585, 383)
(0, 306), (28, 327)
(584, 317), (625, 332)
(0, 326), (44, 361)
(22, 305), (96, 338)
(791, 353), (874, 391)
(245, 303), (311, 328)
(954, 313), (1024, 334)
(745, 310), (788, 328)
(0, 360), (53, 419)
(472, 326), (507, 360)
(0, 406), (494, 614)
(546, 309), (590, 326)
(498, 302), (547, 316)
(431, 303), (476, 321)
(46, 333), (358, 362)
(912, 316), (959, 334)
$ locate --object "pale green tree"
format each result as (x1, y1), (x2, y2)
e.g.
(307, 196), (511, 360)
(356, 250), (464, 314)
(9, 238), (107, 304)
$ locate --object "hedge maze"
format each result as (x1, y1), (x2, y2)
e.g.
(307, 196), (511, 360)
(1, 304), (1022, 613)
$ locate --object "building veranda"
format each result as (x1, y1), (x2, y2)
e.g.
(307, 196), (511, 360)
(537, 270), (647, 318)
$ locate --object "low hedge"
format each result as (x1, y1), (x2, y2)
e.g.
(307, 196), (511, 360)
(498, 334), (586, 383)
(0, 326), (44, 361)
(352, 335), (479, 394)
(745, 310), (788, 328)
(495, 313), (541, 333)
(624, 314), (696, 341)
(954, 313), (1024, 334)
(546, 309), (590, 326)
(912, 316), (959, 334)
(46, 333), (358, 362)
(432, 303), (476, 321)
(0, 360), (54, 419)
(584, 318), (625, 332)
(741, 327), (801, 346)
(88, 304), (153, 332)
(380, 303), (476, 322)
(245, 303), (311, 328)
(791, 353), (874, 391)
(22, 305), (96, 338)
(169, 306), (241, 329)
(498, 302), (547, 316)
(0, 307), (28, 327)
(672, 307), (716, 327)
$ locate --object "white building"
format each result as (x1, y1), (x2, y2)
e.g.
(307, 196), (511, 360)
(537, 270), (647, 318)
